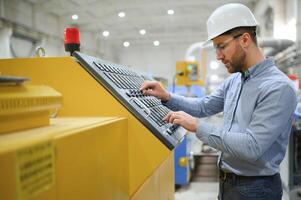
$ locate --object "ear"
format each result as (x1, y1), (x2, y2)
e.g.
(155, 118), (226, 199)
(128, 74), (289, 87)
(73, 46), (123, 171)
(240, 33), (251, 48)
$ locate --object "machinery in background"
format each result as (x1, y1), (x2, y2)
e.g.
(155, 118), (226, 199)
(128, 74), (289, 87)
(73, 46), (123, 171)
(288, 126), (301, 198)
(175, 61), (204, 86)
(169, 61), (206, 186)
(173, 61), (204, 94)
(174, 137), (192, 187)
(284, 95), (301, 199)
(275, 43), (301, 200)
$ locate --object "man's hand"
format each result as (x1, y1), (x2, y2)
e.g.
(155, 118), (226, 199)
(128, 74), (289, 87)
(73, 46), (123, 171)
(163, 111), (198, 132)
(140, 81), (170, 101)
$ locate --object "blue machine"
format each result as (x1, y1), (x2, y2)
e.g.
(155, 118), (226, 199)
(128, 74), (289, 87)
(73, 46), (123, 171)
(174, 136), (190, 185)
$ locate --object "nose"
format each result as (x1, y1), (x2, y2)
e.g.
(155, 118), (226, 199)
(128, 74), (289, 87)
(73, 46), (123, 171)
(216, 50), (224, 60)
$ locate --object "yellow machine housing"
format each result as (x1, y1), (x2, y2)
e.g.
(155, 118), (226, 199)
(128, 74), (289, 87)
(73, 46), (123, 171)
(0, 117), (128, 200)
(0, 57), (174, 199)
(0, 84), (62, 134)
(176, 61), (205, 86)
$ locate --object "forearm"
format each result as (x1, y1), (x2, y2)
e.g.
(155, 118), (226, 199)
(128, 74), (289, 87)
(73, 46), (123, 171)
(163, 93), (223, 117)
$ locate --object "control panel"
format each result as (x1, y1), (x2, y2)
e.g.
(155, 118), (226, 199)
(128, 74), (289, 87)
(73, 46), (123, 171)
(74, 52), (185, 149)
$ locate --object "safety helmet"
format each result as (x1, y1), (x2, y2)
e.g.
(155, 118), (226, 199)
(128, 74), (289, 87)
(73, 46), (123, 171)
(206, 3), (259, 41)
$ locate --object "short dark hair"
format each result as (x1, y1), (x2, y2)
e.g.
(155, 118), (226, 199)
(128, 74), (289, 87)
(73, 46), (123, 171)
(222, 26), (258, 45)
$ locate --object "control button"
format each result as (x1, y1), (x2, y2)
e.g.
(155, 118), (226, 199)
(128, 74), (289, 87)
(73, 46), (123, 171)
(166, 124), (179, 135)
(93, 61), (104, 71)
(133, 99), (144, 109)
(170, 124), (179, 131)
(166, 128), (172, 135)
(125, 90), (131, 97)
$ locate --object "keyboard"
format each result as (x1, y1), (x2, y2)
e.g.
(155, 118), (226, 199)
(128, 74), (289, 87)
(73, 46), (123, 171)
(74, 52), (185, 149)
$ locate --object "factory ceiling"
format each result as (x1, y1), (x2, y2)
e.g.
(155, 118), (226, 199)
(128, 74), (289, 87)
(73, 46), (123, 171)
(25, 0), (258, 46)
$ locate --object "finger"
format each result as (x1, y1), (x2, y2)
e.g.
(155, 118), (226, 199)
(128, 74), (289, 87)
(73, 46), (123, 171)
(139, 85), (147, 91)
(169, 113), (178, 124)
(139, 83), (149, 91)
(163, 112), (172, 122)
(143, 89), (156, 96)
(140, 81), (155, 91)
(165, 112), (175, 123)
(173, 119), (181, 125)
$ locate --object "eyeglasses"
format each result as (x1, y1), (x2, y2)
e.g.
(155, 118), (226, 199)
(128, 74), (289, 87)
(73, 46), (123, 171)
(214, 33), (243, 53)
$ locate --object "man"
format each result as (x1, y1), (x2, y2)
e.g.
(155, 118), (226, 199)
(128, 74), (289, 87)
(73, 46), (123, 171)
(140, 3), (297, 200)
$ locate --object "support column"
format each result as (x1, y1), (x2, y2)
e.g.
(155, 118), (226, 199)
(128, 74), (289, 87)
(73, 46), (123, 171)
(296, 0), (301, 48)
(0, 25), (12, 58)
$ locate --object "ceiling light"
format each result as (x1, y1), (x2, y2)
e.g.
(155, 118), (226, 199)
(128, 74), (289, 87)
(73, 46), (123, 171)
(210, 61), (219, 70)
(139, 29), (146, 35)
(102, 31), (110, 37)
(210, 74), (219, 82)
(123, 41), (130, 47)
(118, 12), (126, 18)
(71, 14), (79, 20)
(153, 41), (160, 46)
(167, 9), (174, 15)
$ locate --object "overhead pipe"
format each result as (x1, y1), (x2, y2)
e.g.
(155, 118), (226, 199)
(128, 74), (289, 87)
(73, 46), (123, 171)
(258, 38), (294, 56)
(185, 37), (294, 60)
(185, 42), (204, 61)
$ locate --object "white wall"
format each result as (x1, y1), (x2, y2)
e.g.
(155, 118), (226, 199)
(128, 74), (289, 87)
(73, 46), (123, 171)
(0, 0), (114, 58)
(118, 43), (190, 84)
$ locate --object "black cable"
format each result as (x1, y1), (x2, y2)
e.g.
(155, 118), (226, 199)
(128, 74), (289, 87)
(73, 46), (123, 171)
(172, 71), (184, 93)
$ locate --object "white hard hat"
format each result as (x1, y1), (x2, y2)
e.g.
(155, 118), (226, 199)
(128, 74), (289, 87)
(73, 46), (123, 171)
(206, 3), (259, 41)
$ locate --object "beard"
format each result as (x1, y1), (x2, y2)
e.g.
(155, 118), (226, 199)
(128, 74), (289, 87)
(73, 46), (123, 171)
(227, 44), (246, 73)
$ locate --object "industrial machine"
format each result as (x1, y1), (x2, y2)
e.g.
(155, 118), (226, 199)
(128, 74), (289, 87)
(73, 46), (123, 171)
(283, 100), (301, 199)
(74, 52), (185, 149)
(0, 117), (128, 200)
(0, 80), (62, 134)
(289, 127), (301, 187)
(174, 136), (191, 186)
(175, 61), (204, 87)
(0, 52), (187, 199)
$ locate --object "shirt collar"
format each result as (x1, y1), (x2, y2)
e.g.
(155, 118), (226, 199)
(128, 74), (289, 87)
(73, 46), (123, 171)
(241, 58), (275, 80)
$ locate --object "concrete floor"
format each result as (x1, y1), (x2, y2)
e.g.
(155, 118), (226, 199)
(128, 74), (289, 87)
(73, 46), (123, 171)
(175, 182), (218, 200)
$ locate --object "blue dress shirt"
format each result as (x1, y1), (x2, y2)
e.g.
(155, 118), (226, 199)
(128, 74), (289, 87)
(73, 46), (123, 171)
(164, 58), (297, 176)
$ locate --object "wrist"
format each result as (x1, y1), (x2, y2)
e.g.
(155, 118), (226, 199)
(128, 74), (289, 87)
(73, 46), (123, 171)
(161, 92), (170, 102)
